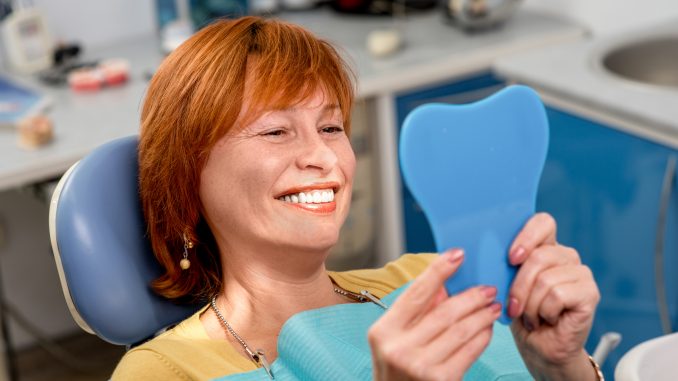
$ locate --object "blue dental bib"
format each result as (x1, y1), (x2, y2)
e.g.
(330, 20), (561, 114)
(215, 283), (530, 381)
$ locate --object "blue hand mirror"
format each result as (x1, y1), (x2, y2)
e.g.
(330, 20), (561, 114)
(399, 85), (549, 323)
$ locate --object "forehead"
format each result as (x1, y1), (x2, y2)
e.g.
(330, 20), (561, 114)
(272, 89), (340, 112)
(240, 76), (340, 123)
(225, 52), (351, 137)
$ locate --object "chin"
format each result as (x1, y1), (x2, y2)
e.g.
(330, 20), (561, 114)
(292, 233), (339, 253)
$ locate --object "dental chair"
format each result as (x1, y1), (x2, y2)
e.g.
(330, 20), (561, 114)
(49, 136), (199, 346)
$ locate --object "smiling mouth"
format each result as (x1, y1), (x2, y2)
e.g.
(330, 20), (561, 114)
(276, 188), (337, 213)
(277, 189), (335, 204)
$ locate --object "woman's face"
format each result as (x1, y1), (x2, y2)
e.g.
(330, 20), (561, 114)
(200, 88), (356, 255)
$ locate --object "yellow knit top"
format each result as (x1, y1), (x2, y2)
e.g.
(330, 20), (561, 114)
(111, 254), (437, 381)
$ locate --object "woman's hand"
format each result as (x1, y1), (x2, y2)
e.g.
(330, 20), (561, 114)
(368, 250), (501, 381)
(507, 213), (601, 381)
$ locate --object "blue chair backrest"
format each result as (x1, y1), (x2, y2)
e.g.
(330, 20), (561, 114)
(399, 85), (549, 323)
(49, 135), (199, 346)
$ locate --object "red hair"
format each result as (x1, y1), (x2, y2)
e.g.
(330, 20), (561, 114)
(139, 16), (355, 302)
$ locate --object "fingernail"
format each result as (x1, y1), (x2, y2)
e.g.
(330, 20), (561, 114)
(481, 286), (497, 299)
(507, 297), (520, 318)
(445, 249), (464, 263)
(522, 315), (535, 332)
(489, 302), (502, 314)
(510, 246), (526, 264)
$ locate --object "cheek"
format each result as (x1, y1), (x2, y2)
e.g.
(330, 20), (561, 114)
(336, 143), (356, 220)
(200, 146), (287, 213)
(340, 144), (357, 183)
(199, 147), (251, 222)
(199, 162), (234, 223)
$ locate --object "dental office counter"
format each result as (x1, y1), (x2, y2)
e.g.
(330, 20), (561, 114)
(0, 7), (584, 260)
(0, 42), (164, 191)
(493, 20), (678, 148)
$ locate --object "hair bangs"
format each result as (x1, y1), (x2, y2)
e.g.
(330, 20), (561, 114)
(239, 24), (355, 135)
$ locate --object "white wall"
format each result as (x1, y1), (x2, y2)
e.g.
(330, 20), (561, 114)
(32, 0), (155, 48)
(523, 0), (678, 36)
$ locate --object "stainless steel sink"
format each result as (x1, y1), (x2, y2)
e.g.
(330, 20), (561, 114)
(601, 36), (678, 89)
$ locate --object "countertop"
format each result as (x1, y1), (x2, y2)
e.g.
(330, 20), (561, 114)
(493, 20), (678, 148)
(0, 37), (164, 190)
(282, 8), (584, 96)
(0, 8), (584, 190)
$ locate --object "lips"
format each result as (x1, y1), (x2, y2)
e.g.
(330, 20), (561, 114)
(285, 200), (337, 213)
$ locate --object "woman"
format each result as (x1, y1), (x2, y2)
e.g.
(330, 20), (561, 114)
(112, 16), (601, 381)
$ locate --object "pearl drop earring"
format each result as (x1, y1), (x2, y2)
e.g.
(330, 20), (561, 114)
(181, 233), (193, 270)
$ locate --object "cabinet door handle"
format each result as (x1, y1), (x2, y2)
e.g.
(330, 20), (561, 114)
(655, 155), (675, 334)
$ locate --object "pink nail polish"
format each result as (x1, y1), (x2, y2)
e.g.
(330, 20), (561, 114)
(507, 297), (520, 318)
(489, 302), (502, 314)
(510, 246), (526, 264)
(446, 249), (464, 263)
(481, 286), (497, 299)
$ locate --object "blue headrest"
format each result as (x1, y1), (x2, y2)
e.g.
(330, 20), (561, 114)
(399, 85), (549, 324)
(49, 135), (199, 346)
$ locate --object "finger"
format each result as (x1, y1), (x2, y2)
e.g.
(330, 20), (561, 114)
(538, 268), (600, 325)
(425, 302), (501, 365)
(405, 285), (497, 345)
(509, 212), (558, 265)
(429, 325), (494, 381)
(413, 286), (450, 325)
(522, 265), (585, 328)
(384, 249), (464, 328)
(507, 245), (580, 318)
(432, 287), (449, 309)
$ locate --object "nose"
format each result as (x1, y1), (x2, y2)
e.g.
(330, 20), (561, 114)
(295, 132), (338, 173)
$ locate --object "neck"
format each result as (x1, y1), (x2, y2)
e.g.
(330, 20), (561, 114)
(201, 243), (346, 362)
(221, 254), (340, 318)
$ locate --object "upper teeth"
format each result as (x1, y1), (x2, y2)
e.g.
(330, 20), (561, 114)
(279, 189), (335, 204)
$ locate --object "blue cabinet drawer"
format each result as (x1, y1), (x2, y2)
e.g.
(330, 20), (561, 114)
(537, 106), (678, 378)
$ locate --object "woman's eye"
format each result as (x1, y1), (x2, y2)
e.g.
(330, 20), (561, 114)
(262, 129), (286, 137)
(321, 126), (344, 134)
